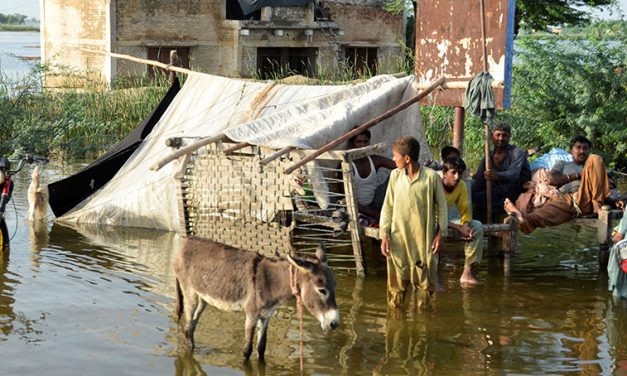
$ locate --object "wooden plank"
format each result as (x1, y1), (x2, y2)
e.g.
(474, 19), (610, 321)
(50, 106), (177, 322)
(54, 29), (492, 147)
(341, 159), (366, 277)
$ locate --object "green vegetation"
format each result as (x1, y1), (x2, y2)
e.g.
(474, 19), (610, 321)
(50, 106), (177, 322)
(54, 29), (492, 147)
(422, 20), (627, 172)
(0, 64), (170, 160)
(515, 0), (616, 33)
(0, 24), (39, 32)
(0, 12), (38, 31)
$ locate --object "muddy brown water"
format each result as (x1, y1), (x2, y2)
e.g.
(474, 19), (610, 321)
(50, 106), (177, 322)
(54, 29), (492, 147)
(0, 165), (625, 375)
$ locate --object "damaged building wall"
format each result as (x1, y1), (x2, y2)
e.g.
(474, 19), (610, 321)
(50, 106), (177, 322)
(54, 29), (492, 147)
(325, 0), (405, 74)
(41, 0), (112, 86)
(41, 0), (405, 83)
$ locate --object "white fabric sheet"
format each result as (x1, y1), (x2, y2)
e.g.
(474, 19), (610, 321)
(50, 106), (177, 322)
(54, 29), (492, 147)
(57, 72), (431, 231)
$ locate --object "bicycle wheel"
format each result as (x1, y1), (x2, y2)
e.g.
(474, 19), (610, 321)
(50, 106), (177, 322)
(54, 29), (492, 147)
(0, 219), (8, 253)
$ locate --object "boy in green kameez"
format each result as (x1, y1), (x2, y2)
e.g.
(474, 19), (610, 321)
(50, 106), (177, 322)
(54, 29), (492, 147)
(379, 136), (448, 307)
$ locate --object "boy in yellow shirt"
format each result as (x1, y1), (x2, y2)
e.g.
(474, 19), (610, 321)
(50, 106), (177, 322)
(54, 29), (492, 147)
(441, 156), (484, 285)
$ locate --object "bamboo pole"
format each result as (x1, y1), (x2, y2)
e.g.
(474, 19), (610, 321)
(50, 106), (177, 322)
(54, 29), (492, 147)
(151, 134), (226, 171)
(260, 146), (295, 165)
(224, 142), (250, 154)
(284, 76), (446, 175)
(479, 0), (493, 224)
(80, 48), (192, 75)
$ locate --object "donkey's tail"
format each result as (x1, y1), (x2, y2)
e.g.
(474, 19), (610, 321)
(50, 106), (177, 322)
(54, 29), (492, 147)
(175, 278), (183, 323)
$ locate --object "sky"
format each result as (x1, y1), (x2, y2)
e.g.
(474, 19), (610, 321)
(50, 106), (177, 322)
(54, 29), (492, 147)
(0, 0), (626, 20)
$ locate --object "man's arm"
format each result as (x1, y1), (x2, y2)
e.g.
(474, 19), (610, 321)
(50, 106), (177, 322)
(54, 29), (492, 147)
(547, 160), (579, 187)
(372, 155), (396, 170)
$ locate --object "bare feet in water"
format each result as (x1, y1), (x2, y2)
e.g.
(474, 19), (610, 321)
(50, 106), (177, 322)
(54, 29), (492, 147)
(460, 265), (479, 285)
(504, 198), (524, 223)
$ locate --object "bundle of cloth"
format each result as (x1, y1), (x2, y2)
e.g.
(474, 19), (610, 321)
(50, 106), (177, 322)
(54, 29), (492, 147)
(515, 148), (572, 213)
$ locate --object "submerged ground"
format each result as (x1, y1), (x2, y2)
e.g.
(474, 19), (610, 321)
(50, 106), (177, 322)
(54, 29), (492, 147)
(0, 163), (625, 375)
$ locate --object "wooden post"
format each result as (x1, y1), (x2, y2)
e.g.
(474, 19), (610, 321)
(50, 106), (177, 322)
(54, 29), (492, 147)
(479, 0), (492, 224)
(597, 205), (611, 269)
(502, 214), (518, 254)
(453, 106), (464, 155)
(169, 50), (177, 84)
(341, 158), (366, 277)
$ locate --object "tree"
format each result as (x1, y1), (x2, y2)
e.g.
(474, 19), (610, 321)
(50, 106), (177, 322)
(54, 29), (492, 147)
(515, 0), (617, 33)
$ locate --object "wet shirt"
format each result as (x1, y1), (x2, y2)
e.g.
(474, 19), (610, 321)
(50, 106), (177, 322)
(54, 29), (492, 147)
(551, 160), (584, 193)
(472, 144), (531, 194)
(379, 166), (448, 289)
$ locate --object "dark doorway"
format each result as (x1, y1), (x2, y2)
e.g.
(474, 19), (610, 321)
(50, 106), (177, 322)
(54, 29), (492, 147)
(147, 47), (190, 78)
(225, 0), (261, 20)
(257, 47), (317, 79)
(344, 47), (377, 76)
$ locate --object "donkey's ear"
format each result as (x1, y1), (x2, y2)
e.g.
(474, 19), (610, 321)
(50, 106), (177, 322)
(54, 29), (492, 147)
(315, 244), (328, 264)
(286, 254), (315, 273)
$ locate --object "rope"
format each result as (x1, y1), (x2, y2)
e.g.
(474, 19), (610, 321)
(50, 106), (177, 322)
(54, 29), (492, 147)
(289, 265), (304, 371)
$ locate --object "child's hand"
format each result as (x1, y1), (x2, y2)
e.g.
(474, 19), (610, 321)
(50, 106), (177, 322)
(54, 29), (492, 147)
(432, 230), (442, 253)
(381, 237), (390, 257)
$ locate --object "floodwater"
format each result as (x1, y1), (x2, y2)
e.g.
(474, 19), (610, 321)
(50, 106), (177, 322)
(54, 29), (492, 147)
(0, 31), (40, 79)
(1, 164), (626, 375)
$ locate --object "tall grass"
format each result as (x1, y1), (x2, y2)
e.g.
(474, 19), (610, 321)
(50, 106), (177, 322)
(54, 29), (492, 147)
(0, 63), (171, 160)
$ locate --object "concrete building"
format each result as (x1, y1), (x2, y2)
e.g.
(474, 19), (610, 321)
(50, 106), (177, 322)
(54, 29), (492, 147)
(40, 0), (405, 83)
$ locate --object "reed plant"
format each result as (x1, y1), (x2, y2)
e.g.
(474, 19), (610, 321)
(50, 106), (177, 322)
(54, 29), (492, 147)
(0, 63), (171, 160)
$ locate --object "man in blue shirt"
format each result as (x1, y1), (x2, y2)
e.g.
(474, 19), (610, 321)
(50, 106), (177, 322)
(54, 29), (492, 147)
(472, 123), (531, 222)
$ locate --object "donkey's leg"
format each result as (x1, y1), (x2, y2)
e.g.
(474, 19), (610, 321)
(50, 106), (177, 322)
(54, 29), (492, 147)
(189, 299), (207, 347)
(183, 291), (200, 348)
(243, 314), (258, 361)
(256, 317), (270, 362)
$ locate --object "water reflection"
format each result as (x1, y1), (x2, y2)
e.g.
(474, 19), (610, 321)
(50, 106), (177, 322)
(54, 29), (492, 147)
(0, 166), (625, 374)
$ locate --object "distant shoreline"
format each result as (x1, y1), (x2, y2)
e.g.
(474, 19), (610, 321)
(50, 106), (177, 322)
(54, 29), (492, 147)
(0, 24), (39, 32)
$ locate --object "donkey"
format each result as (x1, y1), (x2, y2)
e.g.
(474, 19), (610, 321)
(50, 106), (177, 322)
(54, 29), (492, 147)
(173, 236), (340, 361)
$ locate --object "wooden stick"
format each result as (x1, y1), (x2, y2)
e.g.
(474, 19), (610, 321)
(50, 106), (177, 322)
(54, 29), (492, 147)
(151, 134), (226, 171)
(169, 50), (178, 83)
(260, 146), (295, 165)
(484, 123), (492, 224)
(223, 142), (250, 154)
(284, 76), (446, 174)
(416, 80), (503, 89)
(479, 0), (492, 224)
(79, 48), (192, 75)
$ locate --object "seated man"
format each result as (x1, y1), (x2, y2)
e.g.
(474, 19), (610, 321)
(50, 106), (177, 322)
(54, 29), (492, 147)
(504, 135), (611, 234)
(347, 130), (396, 222)
(472, 123), (531, 222)
(440, 156), (484, 285)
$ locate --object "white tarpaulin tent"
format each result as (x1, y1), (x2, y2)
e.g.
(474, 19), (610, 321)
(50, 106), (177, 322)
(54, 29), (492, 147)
(56, 72), (432, 231)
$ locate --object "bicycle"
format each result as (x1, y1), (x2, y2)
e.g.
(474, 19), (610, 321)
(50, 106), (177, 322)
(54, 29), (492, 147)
(0, 154), (49, 253)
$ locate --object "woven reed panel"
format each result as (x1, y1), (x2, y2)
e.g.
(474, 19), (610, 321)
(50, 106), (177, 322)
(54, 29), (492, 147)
(180, 145), (294, 256)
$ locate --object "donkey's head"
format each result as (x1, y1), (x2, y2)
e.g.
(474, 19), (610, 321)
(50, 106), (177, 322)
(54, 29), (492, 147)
(287, 245), (340, 332)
